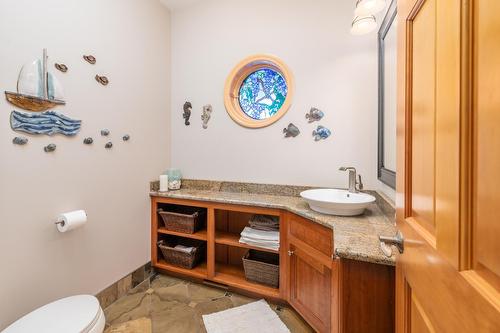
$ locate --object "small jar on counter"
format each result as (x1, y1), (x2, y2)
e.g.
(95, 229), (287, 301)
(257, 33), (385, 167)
(166, 168), (182, 190)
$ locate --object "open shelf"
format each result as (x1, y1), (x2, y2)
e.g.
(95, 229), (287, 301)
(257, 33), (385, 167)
(158, 227), (208, 241)
(156, 259), (208, 279)
(215, 231), (279, 254)
(152, 199), (282, 300)
(214, 263), (280, 298)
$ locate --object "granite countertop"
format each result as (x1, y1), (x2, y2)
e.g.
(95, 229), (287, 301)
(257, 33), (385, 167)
(150, 180), (397, 266)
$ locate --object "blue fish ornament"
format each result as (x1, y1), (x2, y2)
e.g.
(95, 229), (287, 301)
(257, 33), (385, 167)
(312, 125), (331, 141)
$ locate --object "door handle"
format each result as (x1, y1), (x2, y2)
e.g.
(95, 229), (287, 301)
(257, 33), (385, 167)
(288, 250), (295, 256)
(379, 231), (404, 255)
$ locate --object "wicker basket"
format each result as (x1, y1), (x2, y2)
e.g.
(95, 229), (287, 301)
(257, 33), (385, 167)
(157, 206), (206, 234)
(242, 250), (280, 288)
(157, 238), (205, 269)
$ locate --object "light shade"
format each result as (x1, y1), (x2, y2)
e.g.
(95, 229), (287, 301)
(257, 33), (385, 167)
(350, 15), (377, 35)
(354, 0), (387, 16)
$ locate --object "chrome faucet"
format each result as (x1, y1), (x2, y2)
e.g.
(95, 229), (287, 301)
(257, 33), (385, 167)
(339, 166), (363, 193)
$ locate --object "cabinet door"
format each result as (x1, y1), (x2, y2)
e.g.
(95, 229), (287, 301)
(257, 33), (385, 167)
(289, 243), (331, 333)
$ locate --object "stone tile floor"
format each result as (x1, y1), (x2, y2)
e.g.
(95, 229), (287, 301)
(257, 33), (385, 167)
(104, 274), (313, 333)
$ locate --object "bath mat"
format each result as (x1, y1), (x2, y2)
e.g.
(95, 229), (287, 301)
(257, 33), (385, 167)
(202, 299), (290, 333)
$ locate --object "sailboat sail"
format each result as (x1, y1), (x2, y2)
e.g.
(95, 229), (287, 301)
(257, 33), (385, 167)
(17, 59), (44, 98)
(48, 72), (64, 101)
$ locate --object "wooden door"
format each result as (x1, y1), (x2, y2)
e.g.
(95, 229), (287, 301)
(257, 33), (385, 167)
(289, 243), (331, 333)
(395, 0), (500, 331)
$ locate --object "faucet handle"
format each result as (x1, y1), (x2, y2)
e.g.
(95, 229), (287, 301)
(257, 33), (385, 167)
(356, 174), (363, 191)
(339, 166), (356, 172)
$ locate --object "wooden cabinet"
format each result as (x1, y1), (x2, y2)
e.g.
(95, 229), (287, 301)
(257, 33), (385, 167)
(289, 243), (332, 333)
(286, 213), (333, 333)
(151, 197), (395, 333)
(285, 213), (395, 333)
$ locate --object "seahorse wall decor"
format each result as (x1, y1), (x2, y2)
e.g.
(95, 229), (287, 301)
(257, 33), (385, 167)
(201, 104), (212, 129)
(183, 102), (192, 126)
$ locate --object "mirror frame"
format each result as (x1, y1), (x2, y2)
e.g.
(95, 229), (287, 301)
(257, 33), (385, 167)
(377, 0), (397, 189)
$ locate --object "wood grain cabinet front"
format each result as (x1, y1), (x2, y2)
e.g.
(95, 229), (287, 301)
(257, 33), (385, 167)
(288, 243), (332, 333)
(285, 212), (395, 333)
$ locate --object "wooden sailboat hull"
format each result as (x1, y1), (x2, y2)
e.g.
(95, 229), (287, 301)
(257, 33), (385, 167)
(5, 91), (65, 112)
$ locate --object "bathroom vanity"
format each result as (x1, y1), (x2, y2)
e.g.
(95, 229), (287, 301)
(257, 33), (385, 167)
(150, 181), (396, 333)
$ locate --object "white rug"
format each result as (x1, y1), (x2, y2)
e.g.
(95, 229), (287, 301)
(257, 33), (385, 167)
(202, 299), (291, 333)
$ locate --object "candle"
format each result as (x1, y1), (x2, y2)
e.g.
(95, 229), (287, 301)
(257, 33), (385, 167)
(159, 175), (169, 192)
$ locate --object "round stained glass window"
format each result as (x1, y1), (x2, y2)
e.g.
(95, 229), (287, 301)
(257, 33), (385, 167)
(238, 68), (288, 120)
(224, 54), (294, 128)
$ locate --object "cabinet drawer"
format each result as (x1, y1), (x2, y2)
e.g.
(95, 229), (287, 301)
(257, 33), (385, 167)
(288, 213), (333, 258)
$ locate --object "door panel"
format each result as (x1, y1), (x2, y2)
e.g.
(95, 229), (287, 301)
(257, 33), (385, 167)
(473, 0), (500, 293)
(289, 243), (331, 333)
(410, 0), (436, 236)
(396, 0), (500, 331)
(410, 294), (434, 333)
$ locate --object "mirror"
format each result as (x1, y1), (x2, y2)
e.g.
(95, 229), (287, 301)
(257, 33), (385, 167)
(378, 0), (397, 189)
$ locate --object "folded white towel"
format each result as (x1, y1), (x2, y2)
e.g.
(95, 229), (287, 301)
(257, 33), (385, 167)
(239, 237), (280, 251)
(174, 244), (195, 253)
(240, 236), (279, 244)
(240, 227), (279, 241)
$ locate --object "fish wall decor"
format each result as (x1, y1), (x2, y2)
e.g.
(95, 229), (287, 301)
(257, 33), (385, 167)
(10, 110), (81, 136)
(5, 49), (65, 112)
(83, 55), (96, 64)
(183, 102), (192, 126)
(201, 104), (212, 129)
(95, 75), (109, 86)
(12, 137), (28, 145)
(305, 107), (324, 123)
(54, 63), (68, 73)
(101, 129), (110, 136)
(312, 125), (331, 141)
(122, 134), (130, 141)
(283, 123), (300, 138)
(105, 142), (113, 149)
(83, 137), (93, 145)
(44, 144), (56, 152)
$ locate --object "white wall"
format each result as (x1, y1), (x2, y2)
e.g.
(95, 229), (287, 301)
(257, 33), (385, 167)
(0, 0), (170, 328)
(170, 0), (379, 189)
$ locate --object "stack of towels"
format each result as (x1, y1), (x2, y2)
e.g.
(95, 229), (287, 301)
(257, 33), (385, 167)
(239, 215), (280, 251)
(174, 244), (195, 254)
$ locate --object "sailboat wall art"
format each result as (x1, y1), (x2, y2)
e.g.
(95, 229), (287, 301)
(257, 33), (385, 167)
(5, 49), (66, 112)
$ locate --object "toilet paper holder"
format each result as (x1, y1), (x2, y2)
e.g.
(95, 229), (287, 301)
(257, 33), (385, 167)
(54, 210), (88, 232)
(54, 219), (66, 227)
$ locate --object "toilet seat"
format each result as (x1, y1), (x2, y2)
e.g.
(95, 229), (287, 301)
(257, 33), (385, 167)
(2, 295), (105, 333)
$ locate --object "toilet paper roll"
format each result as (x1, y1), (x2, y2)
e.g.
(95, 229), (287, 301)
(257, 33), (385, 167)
(56, 210), (87, 233)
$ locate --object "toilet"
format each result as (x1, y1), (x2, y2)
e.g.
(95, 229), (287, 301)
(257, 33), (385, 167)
(2, 295), (105, 333)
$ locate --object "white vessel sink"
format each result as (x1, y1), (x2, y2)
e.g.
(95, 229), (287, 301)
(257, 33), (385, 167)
(300, 189), (376, 216)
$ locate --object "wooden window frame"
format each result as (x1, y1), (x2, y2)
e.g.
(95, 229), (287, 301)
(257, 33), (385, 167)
(224, 54), (294, 128)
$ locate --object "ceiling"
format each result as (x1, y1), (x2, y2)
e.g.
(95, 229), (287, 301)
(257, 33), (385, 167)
(159, 0), (202, 10)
